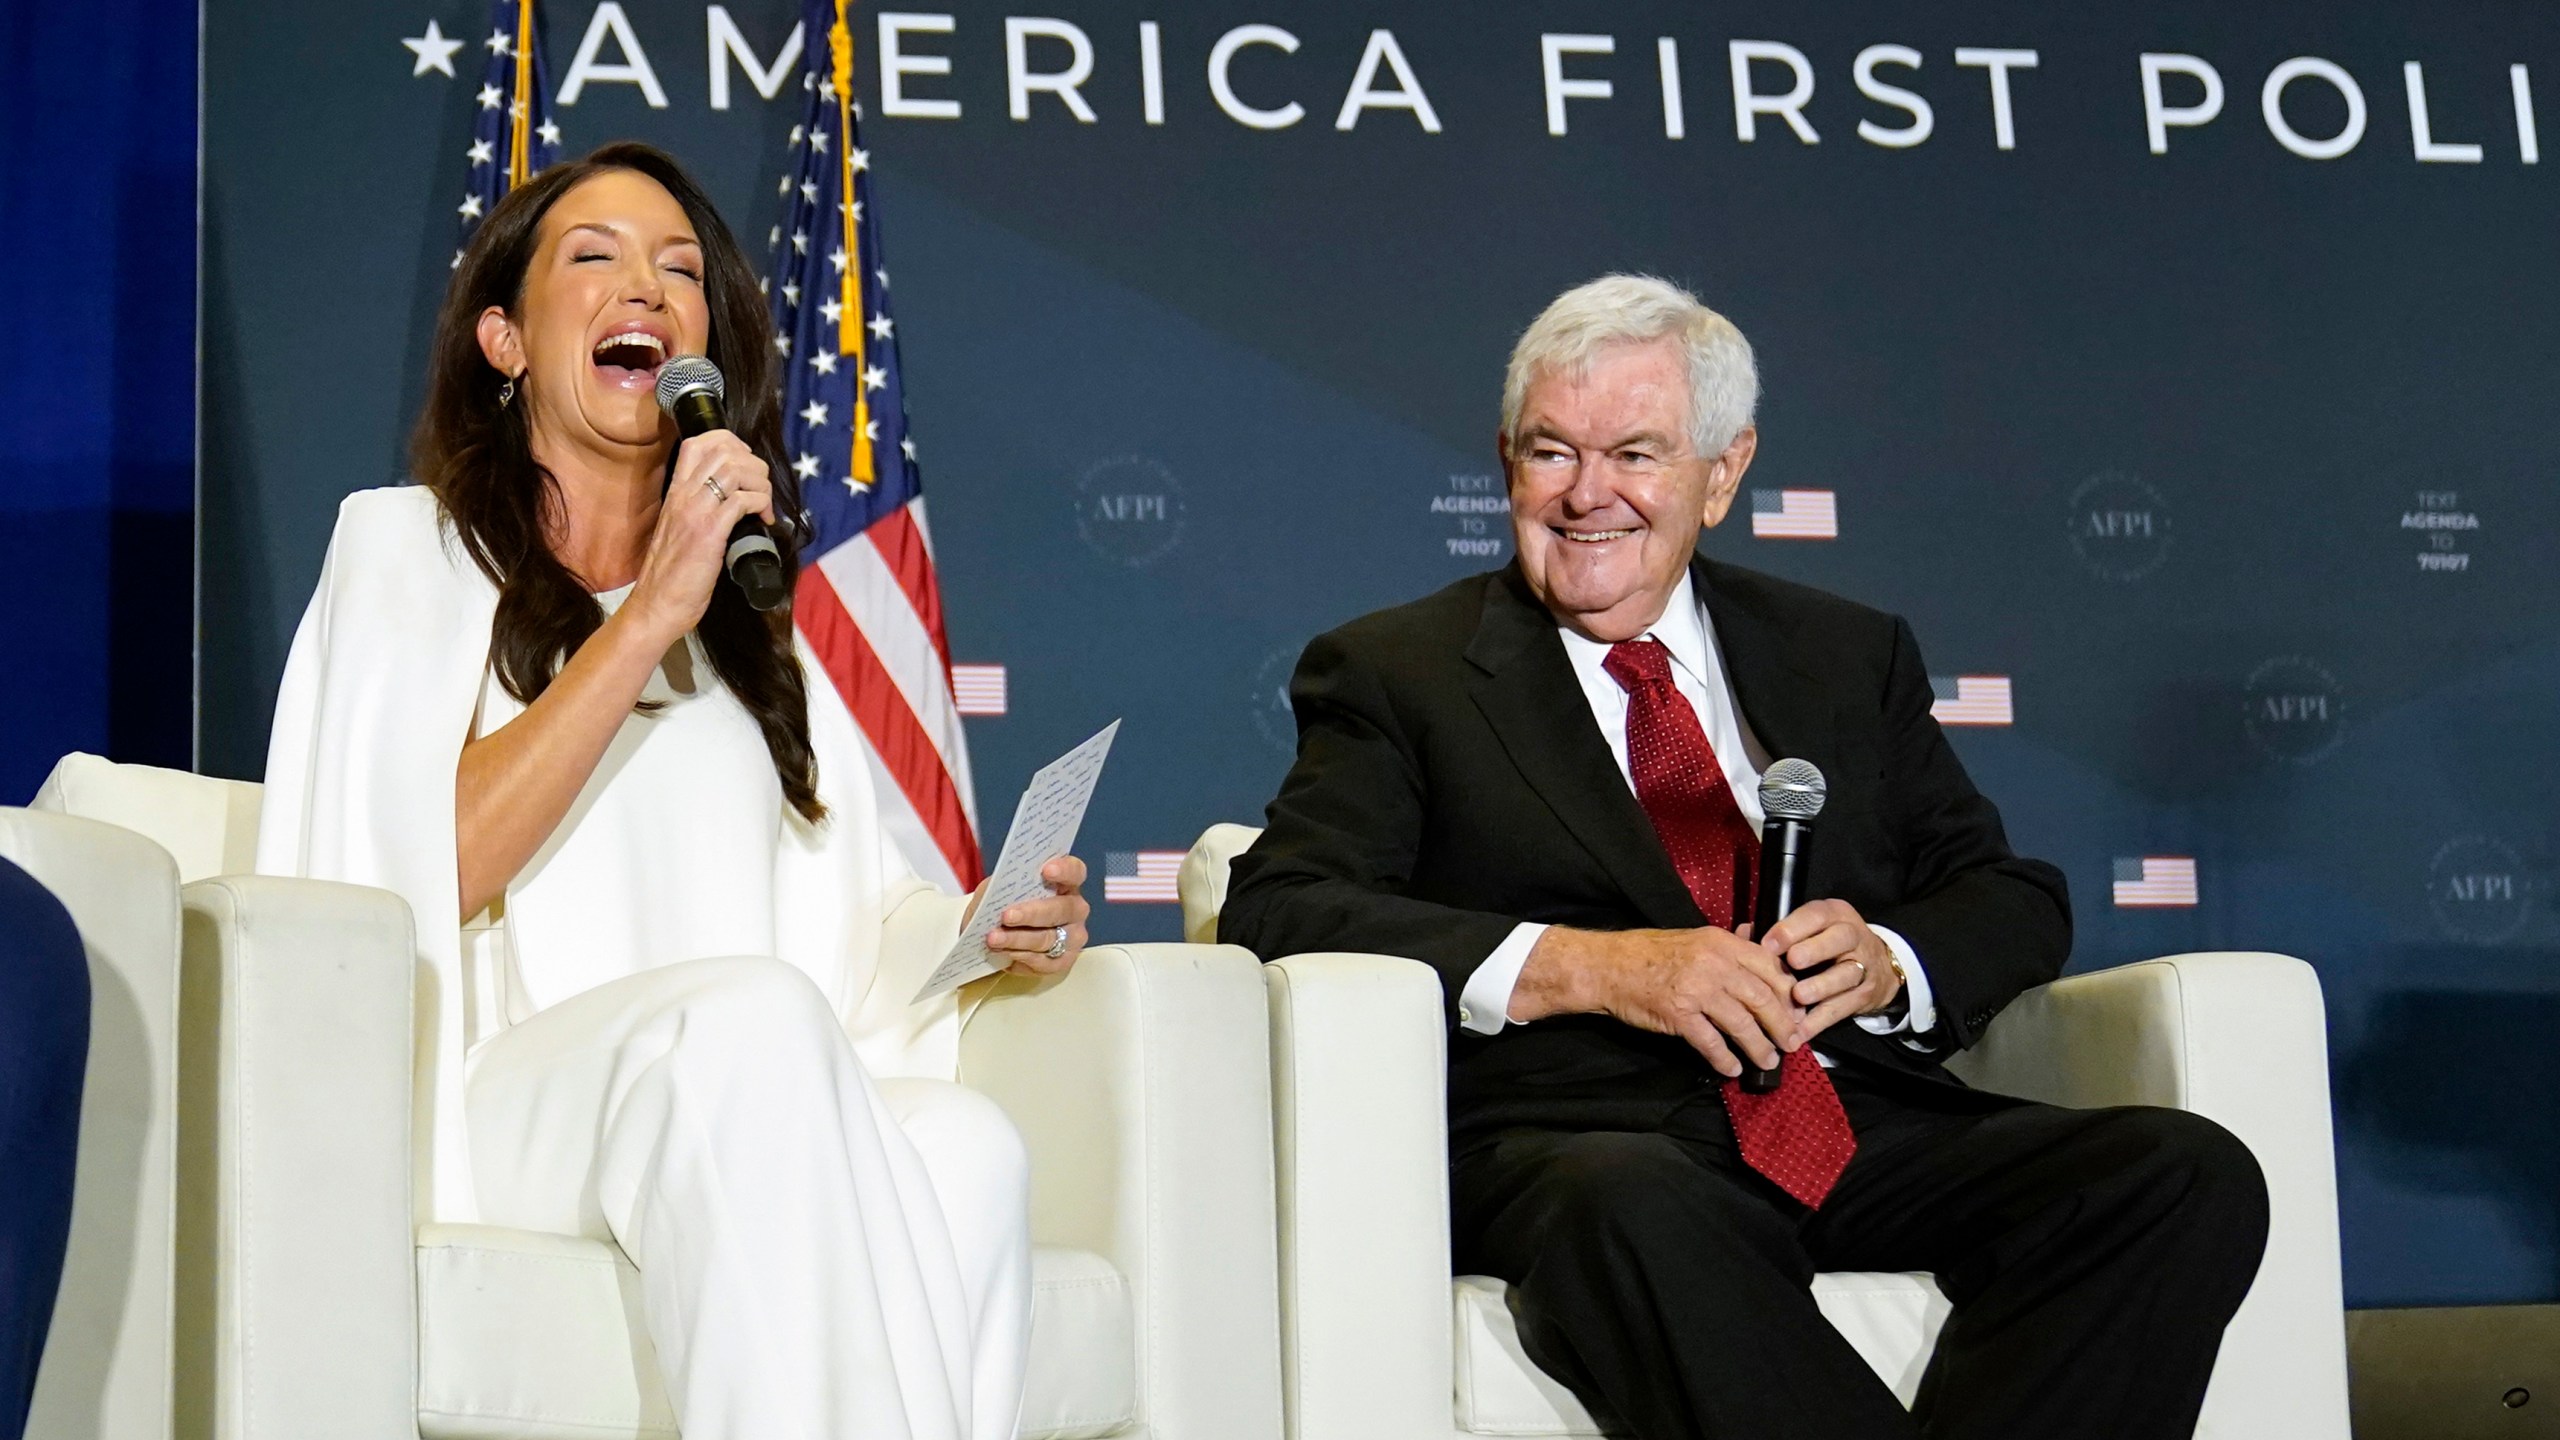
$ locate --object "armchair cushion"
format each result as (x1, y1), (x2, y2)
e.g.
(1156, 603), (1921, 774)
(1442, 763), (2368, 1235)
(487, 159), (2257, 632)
(1452, 1273), (1953, 1434)
(33, 751), (261, 885)
(413, 1228), (1132, 1440)
(1452, 1276), (1600, 1438)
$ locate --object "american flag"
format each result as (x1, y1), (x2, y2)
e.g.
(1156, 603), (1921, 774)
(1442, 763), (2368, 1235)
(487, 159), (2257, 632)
(2112, 857), (2198, 908)
(950, 664), (1008, 717)
(1750, 488), (1838, 539)
(454, 0), (560, 266)
(1104, 851), (1184, 904)
(770, 0), (982, 890)
(1929, 675), (2014, 726)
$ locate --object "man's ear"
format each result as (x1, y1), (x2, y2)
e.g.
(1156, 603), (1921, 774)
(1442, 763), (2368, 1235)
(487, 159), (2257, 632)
(1697, 426), (1760, 528)
(476, 306), (525, 381)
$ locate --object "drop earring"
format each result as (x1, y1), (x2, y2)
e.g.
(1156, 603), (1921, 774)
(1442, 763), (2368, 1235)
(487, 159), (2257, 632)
(497, 373), (519, 406)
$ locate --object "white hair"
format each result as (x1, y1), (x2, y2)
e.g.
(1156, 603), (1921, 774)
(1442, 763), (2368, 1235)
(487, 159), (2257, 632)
(1501, 274), (1759, 459)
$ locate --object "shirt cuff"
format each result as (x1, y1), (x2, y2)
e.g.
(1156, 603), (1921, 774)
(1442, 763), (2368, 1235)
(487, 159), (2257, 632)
(1458, 923), (1547, 1034)
(1853, 925), (1937, 1037)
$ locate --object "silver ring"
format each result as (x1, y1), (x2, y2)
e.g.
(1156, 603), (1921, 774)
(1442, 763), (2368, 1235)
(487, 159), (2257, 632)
(1044, 925), (1070, 960)
(703, 473), (728, 501)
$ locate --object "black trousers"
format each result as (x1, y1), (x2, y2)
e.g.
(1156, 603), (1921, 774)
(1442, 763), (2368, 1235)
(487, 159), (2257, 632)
(1451, 1061), (2270, 1440)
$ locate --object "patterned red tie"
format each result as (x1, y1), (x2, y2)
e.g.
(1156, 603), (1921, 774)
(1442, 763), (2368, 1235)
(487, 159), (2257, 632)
(1602, 638), (1857, 1209)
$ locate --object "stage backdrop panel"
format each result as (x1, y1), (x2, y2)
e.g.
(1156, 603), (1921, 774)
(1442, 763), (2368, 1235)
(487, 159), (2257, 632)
(203, 0), (2559, 1308)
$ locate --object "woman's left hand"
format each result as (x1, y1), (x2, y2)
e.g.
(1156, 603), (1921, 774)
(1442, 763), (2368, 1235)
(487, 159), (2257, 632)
(984, 855), (1091, 977)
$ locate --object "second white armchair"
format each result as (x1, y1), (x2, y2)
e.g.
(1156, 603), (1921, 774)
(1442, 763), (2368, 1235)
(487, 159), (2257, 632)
(1180, 821), (2351, 1440)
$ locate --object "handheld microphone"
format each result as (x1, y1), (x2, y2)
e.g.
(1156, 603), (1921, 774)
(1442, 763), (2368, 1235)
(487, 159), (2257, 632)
(1741, 758), (1828, 1095)
(655, 356), (788, 612)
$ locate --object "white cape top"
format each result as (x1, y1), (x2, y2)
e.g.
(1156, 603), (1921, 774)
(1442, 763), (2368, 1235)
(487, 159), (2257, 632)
(257, 484), (969, 1221)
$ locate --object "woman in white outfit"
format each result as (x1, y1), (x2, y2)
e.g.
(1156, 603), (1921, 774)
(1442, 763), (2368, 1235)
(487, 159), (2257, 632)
(255, 142), (1089, 1440)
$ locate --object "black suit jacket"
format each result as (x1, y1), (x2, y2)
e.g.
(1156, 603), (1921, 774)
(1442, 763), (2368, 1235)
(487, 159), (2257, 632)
(1220, 556), (2072, 1145)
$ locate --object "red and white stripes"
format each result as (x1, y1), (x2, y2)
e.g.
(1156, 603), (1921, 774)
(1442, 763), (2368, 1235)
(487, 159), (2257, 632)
(798, 496), (983, 892)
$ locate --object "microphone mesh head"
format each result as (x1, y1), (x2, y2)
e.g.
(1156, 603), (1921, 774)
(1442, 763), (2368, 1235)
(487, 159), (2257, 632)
(1759, 758), (1827, 820)
(654, 355), (724, 415)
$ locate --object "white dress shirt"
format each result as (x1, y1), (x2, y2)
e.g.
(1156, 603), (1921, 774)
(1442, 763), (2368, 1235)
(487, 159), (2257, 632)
(1455, 573), (1938, 1050)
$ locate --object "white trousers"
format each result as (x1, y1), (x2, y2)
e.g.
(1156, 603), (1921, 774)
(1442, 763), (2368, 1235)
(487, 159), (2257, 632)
(465, 955), (1032, 1440)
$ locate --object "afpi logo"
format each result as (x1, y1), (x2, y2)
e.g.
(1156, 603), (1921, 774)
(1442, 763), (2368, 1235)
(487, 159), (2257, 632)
(1074, 454), (1186, 567)
(2241, 656), (2345, 764)
(2067, 470), (2172, 582)
(1248, 643), (1301, 756)
(2427, 835), (2530, 944)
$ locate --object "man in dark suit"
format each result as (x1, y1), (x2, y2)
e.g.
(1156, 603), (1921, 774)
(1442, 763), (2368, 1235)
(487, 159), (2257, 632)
(1221, 275), (2268, 1440)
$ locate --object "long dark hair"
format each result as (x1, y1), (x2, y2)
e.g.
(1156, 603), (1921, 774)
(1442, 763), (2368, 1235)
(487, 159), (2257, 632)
(413, 141), (824, 823)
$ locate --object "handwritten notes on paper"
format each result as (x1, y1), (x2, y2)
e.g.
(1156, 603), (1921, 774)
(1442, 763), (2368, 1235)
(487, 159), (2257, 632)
(913, 720), (1121, 1002)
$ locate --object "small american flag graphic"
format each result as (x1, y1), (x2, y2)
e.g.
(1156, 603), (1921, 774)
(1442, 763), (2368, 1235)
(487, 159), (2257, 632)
(1929, 675), (2014, 726)
(2112, 857), (2198, 908)
(1750, 489), (1838, 540)
(950, 664), (1008, 717)
(1104, 850), (1184, 904)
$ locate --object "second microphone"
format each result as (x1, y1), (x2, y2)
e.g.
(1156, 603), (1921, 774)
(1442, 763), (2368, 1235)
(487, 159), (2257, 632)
(1742, 758), (1829, 1094)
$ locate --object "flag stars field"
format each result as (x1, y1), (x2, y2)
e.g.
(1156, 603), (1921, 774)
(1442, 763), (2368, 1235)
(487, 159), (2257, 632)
(451, 3), (559, 277)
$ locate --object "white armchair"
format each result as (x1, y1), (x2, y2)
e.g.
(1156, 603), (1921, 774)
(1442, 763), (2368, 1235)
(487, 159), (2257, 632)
(19, 753), (1284, 1440)
(1179, 822), (2351, 1440)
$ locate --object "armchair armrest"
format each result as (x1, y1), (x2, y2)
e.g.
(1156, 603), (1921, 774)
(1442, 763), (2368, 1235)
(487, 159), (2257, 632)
(178, 874), (417, 1440)
(1262, 952), (1455, 1440)
(0, 808), (181, 1440)
(960, 942), (1284, 1440)
(1949, 952), (2350, 1439)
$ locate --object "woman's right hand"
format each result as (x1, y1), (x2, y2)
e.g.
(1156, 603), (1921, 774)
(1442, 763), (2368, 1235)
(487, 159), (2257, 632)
(627, 428), (776, 643)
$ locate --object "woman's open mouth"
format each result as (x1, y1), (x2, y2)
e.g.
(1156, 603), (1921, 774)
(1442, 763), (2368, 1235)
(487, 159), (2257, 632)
(591, 326), (669, 390)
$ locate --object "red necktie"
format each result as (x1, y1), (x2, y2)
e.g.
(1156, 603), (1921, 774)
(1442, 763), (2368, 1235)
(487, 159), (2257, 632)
(1602, 638), (1856, 1209)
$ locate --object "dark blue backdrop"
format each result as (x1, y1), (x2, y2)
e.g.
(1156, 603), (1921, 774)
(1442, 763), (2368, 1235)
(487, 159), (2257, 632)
(2, 0), (2544, 1312)
(0, 0), (197, 801)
